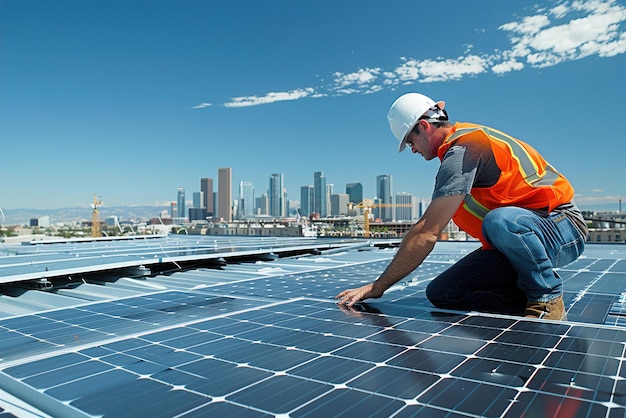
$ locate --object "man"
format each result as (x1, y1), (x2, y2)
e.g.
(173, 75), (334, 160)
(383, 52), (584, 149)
(336, 93), (587, 320)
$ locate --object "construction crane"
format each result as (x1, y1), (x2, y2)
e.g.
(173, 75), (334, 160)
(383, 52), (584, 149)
(91, 194), (103, 237)
(348, 199), (413, 237)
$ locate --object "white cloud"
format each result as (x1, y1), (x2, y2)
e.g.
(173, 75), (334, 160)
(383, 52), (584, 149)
(417, 55), (489, 82)
(492, 59), (525, 74)
(333, 68), (381, 88)
(223, 88), (318, 108)
(191, 102), (211, 109)
(499, 0), (626, 67)
(199, 0), (625, 108)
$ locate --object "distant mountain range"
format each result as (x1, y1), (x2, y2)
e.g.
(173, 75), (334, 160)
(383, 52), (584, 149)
(1, 205), (170, 226)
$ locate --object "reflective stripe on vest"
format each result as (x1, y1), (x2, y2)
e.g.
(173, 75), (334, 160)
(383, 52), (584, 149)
(463, 195), (490, 220)
(446, 125), (563, 219)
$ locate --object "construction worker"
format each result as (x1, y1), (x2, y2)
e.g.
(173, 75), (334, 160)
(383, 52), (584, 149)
(336, 93), (587, 320)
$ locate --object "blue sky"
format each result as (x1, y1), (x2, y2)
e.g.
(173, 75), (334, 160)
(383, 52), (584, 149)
(1, 0), (625, 213)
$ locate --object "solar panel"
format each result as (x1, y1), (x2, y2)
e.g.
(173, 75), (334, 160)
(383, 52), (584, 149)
(1, 296), (625, 417)
(0, 238), (625, 416)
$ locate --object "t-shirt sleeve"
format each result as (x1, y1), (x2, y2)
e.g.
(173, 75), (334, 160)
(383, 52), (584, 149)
(431, 145), (480, 199)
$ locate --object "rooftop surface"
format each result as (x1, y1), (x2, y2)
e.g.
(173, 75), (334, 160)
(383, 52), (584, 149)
(0, 236), (625, 417)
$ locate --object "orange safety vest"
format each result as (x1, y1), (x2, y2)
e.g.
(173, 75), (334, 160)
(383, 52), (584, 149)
(437, 122), (575, 248)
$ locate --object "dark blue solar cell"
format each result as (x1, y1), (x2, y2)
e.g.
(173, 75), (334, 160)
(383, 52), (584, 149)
(505, 390), (609, 417)
(178, 358), (273, 397)
(124, 344), (202, 368)
(216, 341), (317, 371)
(543, 350), (620, 376)
(477, 342), (552, 365)
(70, 377), (209, 418)
(417, 334), (486, 355)
(23, 360), (110, 390)
(557, 336), (624, 357)
(44, 369), (137, 401)
(226, 375), (331, 414)
(290, 387), (405, 417)
(440, 323), (504, 340)
(347, 365), (439, 399)
(494, 328), (562, 348)
(333, 340), (406, 363)
(288, 355), (373, 384)
(387, 348), (466, 374)
(451, 358), (534, 387)
(528, 368), (617, 402)
(417, 377), (518, 417)
(176, 401), (272, 417)
(394, 404), (470, 417)
(4, 352), (89, 379)
(395, 317), (453, 334)
(567, 325), (626, 343)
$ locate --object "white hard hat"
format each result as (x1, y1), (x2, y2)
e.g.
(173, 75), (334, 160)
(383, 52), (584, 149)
(387, 93), (446, 152)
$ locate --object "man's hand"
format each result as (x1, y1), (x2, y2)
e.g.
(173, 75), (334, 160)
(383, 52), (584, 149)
(335, 282), (384, 307)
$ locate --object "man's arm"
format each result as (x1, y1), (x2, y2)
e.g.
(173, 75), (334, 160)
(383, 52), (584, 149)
(335, 194), (465, 306)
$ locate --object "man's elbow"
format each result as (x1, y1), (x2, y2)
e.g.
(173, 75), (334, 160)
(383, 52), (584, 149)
(405, 227), (439, 249)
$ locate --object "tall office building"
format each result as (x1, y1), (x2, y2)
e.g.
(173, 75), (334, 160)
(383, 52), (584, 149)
(330, 193), (349, 216)
(346, 183), (363, 205)
(313, 171), (327, 217)
(300, 185), (314, 217)
(376, 174), (393, 221)
(395, 192), (415, 221)
(256, 194), (269, 216)
(192, 191), (204, 209)
(326, 184), (333, 216)
(239, 181), (255, 218)
(189, 191), (206, 221)
(218, 167), (232, 222)
(177, 188), (186, 222)
(170, 202), (177, 219)
(200, 178), (214, 218)
(269, 173), (285, 217)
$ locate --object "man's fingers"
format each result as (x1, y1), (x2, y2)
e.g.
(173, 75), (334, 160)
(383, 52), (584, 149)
(335, 289), (354, 301)
(336, 289), (360, 306)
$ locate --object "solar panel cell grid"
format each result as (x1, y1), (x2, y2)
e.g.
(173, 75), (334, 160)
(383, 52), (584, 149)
(1, 240), (626, 417)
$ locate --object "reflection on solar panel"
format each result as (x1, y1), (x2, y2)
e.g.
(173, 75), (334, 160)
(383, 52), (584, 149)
(0, 237), (625, 417)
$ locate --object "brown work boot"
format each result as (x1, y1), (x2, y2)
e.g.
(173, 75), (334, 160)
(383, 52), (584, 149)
(524, 295), (566, 321)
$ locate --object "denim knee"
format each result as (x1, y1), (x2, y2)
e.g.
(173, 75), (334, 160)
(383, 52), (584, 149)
(482, 209), (510, 247)
(425, 280), (447, 308)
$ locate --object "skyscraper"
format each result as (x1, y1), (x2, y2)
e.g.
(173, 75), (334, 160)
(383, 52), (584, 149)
(313, 171), (327, 217)
(201, 178), (213, 217)
(177, 187), (186, 222)
(300, 185), (314, 216)
(346, 183), (363, 205)
(192, 191), (204, 209)
(256, 193), (269, 216)
(239, 181), (255, 218)
(395, 192), (415, 221)
(218, 167), (232, 222)
(269, 173), (285, 217)
(330, 193), (349, 216)
(189, 191), (206, 221)
(376, 174), (393, 221)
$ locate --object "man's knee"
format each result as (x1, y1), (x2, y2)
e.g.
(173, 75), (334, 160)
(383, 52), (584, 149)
(425, 279), (450, 308)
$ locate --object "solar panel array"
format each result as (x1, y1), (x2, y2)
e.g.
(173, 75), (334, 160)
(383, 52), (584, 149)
(0, 237), (625, 417)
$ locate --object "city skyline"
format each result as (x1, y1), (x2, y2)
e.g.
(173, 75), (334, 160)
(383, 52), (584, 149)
(2, 1), (625, 211)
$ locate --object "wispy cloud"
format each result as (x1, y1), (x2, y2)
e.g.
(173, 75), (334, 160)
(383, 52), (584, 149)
(194, 0), (626, 108)
(191, 102), (212, 109)
(223, 88), (321, 108)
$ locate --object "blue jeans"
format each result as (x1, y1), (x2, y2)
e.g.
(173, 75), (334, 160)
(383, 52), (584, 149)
(426, 207), (585, 314)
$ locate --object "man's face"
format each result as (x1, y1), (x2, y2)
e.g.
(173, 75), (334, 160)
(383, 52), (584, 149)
(405, 121), (438, 160)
